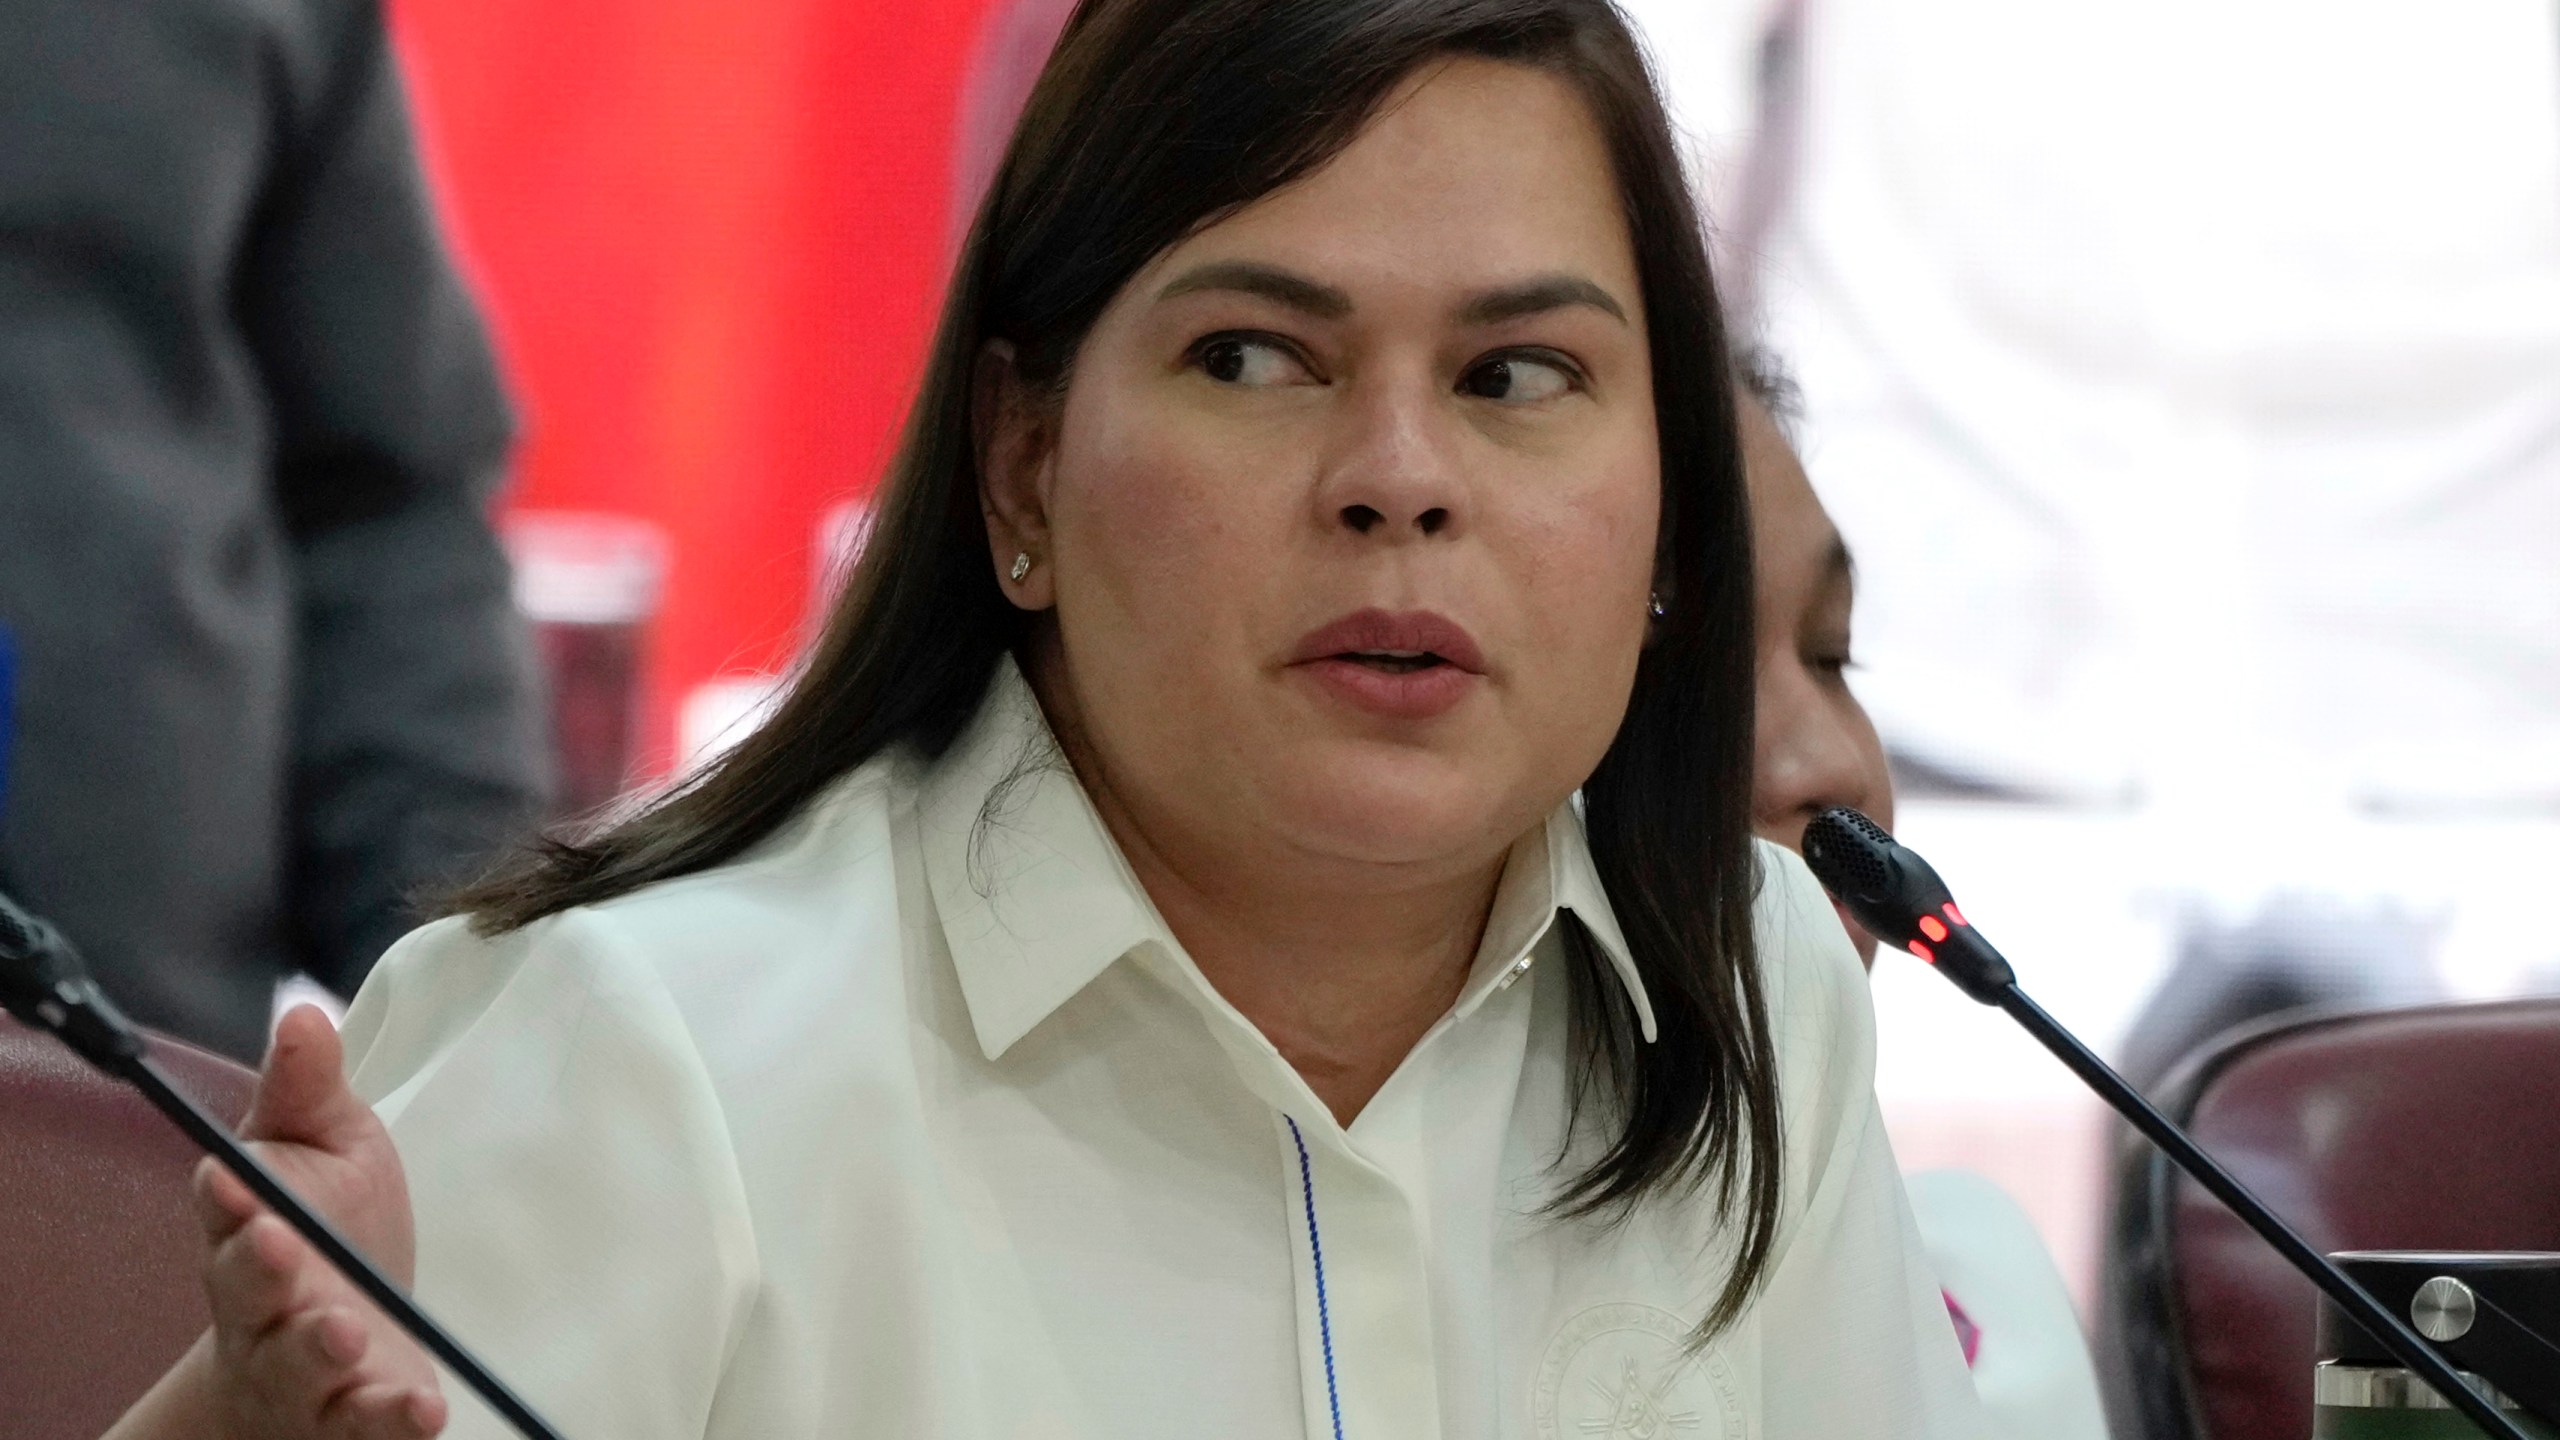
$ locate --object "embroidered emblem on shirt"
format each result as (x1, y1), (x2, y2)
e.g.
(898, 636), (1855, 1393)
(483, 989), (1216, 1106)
(1534, 1303), (1743, 1440)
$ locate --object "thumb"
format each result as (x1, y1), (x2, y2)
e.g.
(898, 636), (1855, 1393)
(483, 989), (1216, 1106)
(245, 1004), (368, 1150)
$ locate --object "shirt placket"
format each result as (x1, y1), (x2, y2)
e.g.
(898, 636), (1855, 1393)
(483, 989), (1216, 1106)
(1130, 939), (1510, 1440)
(1271, 1105), (1441, 1440)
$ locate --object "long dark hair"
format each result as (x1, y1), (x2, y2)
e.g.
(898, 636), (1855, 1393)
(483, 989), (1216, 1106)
(453, 0), (1777, 1335)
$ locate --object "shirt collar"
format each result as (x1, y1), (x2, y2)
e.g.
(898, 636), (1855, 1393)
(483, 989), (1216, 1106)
(917, 656), (1656, 1060)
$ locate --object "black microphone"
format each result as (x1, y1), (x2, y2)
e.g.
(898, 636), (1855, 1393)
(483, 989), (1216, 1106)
(1800, 807), (2548, 1440)
(0, 888), (568, 1440)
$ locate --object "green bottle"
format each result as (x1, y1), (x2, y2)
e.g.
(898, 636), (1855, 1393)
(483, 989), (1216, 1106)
(2314, 1254), (2560, 1440)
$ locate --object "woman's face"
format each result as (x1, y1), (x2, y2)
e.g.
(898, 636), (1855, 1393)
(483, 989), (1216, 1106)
(982, 58), (1659, 898)
(1740, 392), (1895, 962)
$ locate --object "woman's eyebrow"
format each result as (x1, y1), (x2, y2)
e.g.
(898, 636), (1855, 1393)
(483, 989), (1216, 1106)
(1458, 274), (1629, 327)
(1155, 261), (1352, 318)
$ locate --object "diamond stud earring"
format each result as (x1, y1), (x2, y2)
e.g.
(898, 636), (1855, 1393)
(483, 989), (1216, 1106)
(1648, 591), (1667, 619)
(1010, 552), (1033, 583)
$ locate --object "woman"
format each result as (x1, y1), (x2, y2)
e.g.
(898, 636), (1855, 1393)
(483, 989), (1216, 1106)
(1736, 356), (2107, 1439)
(116, 2), (1981, 1436)
(1735, 355), (1897, 961)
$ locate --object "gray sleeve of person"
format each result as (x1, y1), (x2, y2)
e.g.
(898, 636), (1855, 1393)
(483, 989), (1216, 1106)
(241, 0), (552, 996)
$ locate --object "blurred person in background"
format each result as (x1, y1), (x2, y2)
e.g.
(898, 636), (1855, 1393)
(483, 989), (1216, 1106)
(1619, 0), (2560, 1003)
(1624, 7), (2560, 1373)
(1753, 0), (2560, 1061)
(0, 0), (550, 1060)
(1741, 351), (2109, 1440)
(1633, 0), (2560, 816)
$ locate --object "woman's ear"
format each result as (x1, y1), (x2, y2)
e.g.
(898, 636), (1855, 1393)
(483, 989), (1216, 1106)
(974, 339), (1059, 611)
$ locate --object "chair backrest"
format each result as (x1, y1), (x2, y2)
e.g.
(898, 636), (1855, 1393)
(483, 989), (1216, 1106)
(0, 1017), (256, 1440)
(2098, 998), (2560, 1440)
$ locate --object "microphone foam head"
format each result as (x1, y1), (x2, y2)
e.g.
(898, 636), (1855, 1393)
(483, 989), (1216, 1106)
(1801, 807), (1896, 900)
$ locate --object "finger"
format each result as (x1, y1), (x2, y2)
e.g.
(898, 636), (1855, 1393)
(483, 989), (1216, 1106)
(192, 1156), (261, 1244)
(246, 1005), (367, 1150)
(230, 1304), (371, 1431)
(204, 1213), (318, 1350)
(247, 1305), (373, 1415)
(289, 1303), (371, 1373)
(331, 1381), (449, 1439)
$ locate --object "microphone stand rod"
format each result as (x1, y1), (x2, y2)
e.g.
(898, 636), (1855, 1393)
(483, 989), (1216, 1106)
(1993, 983), (2532, 1440)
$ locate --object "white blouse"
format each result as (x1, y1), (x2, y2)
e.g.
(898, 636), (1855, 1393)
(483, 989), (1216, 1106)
(342, 660), (1985, 1440)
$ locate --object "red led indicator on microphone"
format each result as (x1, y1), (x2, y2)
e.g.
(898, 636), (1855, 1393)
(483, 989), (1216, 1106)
(1908, 939), (1936, 964)
(1943, 902), (1969, 928)
(1917, 915), (1950, 943)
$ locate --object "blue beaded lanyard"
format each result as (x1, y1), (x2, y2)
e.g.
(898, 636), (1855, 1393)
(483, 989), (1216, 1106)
(1284, 1116), (1347, 1440)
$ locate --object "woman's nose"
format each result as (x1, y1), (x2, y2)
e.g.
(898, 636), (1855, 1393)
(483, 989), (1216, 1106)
(1755, 674), (1885, 833)
(1315, 381), (1468, 541)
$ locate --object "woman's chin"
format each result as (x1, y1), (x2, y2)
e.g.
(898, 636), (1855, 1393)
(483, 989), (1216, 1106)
(1257, 752), (1550, 872)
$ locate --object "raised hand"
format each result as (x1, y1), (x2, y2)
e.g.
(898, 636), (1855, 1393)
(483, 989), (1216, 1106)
(189, 1004), (447, 1439)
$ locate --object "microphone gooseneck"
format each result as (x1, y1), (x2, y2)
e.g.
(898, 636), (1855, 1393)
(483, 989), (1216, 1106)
(0, 888), (568, 1440)
(1800, 807), (2547, 1440)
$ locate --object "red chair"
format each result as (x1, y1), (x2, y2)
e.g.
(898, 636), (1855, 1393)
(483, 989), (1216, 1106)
(2097, 998), (2560, 1440)
(0, 1015), (256, 1439)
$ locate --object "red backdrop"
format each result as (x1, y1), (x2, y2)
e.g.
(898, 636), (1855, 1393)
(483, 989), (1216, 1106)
(389, 0), (1013, 770)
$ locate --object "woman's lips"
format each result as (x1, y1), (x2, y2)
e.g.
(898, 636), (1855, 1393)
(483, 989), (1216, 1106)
(1287, 608), (1485, 720)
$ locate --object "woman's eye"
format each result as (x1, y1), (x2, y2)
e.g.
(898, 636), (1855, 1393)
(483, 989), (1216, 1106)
(1194, 335), (1311, 387)
(1458, 352), (1579, 403)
